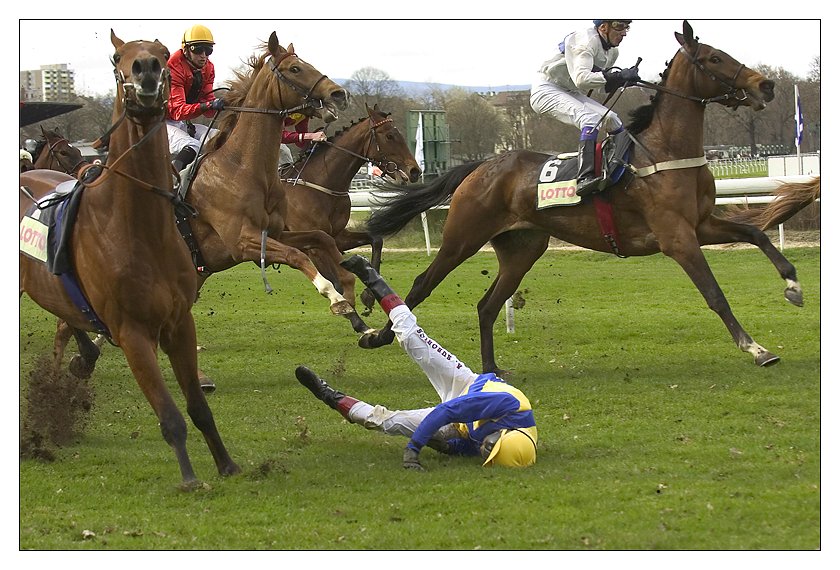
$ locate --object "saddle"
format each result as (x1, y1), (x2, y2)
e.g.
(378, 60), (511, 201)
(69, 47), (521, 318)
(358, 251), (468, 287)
(20, 168), (111, 335)
(536, 130), (633, 209)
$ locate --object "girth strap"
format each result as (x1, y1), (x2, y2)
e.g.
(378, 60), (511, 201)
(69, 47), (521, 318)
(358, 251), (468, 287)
(633, 156), (708, 178)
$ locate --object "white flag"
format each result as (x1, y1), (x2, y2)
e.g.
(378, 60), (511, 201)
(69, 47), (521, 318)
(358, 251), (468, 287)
(415, 113), (425, 174)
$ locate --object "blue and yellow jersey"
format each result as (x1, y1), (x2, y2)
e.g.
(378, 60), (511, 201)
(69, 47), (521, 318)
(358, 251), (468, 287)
(407, 373), (537, 455)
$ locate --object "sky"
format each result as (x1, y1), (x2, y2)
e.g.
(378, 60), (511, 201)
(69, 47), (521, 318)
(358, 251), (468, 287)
(18, 18), (821, 97)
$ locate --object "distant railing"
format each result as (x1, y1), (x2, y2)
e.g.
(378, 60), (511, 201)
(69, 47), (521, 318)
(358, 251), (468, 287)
(707, 157), (767, 178)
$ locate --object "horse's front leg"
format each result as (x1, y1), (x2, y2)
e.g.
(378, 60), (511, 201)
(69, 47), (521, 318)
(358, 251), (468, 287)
(698, 215), (803, 307)
(659, 224), (779, 367)
(275, 229), (372, 333)
(160, 311), (239, 478)
(235, 231), (354, 316)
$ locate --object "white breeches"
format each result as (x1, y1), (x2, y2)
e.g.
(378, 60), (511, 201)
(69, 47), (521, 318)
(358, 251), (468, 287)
(530, 81), (623, 133)
(347, 305), (478, 437)
(166, 120), (219, 155)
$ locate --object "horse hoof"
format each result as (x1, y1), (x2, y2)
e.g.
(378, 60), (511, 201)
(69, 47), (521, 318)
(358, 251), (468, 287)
(756, 352), (781, 367)
(200, 379), (216, 394)
(330, 300), (356, 316)
(358, 330), (395, 349)
(220, 462), (242, 477)
(68, 356), (94, 379)
(784, 287), (804, 307)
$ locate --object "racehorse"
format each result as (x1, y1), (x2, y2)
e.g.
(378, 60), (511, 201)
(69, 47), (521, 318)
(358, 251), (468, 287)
(359, 20), (801, 375)
(283, 103), (421, 318)
(187, 34), (355, 326)
(19, 31), (239, 488)
(31, 126), (89, 176)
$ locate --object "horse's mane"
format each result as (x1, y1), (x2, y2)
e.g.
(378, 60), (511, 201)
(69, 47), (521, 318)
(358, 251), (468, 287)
(290, 111), (391, 166)
(625, 55), (675, 135)
(33, 138), (48, 159)
(203, 46), (270, 153)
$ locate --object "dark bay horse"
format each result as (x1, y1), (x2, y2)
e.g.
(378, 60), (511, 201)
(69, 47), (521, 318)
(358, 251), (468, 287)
(283, 103), (421, 319)
(360, 20), (802, 374)
(19, 31), (239, 488)
(32, 127), (89, 176)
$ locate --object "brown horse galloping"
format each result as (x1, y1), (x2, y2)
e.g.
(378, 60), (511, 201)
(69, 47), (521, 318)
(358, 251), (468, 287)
(187, 34), (355, 321)
(361, 20), (802, 374)
(283, 103), (421, 321)
(19, 31), (239, 488)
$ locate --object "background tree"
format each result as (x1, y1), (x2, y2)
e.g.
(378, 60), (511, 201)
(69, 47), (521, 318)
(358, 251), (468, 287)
(443, 88), (507, 161)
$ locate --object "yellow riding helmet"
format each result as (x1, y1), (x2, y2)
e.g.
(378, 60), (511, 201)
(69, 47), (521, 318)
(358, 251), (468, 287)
(182, 24), (215, 48)
(482, 429), (537, 467)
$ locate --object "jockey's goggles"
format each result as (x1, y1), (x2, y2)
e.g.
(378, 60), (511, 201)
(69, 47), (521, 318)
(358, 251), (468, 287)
(188, 43), (214, 56)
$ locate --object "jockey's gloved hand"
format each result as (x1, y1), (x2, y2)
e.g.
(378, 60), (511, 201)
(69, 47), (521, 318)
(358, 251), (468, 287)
(603, 67), (640, 93)
(201, 98), (225, 112)
(403, 446), (425, 471)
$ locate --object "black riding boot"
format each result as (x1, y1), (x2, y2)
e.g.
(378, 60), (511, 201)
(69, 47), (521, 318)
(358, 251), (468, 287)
(295, 366), (347, 410)
(575, 138), (601, 197)
(340, 255), (403, 308)
(171, 146), (197, 173)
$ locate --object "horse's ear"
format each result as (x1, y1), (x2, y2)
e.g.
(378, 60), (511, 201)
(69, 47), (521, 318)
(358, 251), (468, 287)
(677, 20), (697, 49)
(40, 125), (47, 136)
(269, 31), (279, 54)
(110, 29), (124, 50)
(286, 43), (295, 54)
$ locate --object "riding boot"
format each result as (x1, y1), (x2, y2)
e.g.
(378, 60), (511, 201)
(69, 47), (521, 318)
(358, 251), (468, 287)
(340, 255), (405, 313)
(575, 128), (601, 197)
(295, 366), (358, 420)
(171, 146), (197, 173)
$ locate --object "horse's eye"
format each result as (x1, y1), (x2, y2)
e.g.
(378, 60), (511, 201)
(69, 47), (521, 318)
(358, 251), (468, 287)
(710, 56), (721, 64)
(290, 65), (300, 73)
(113, 54), (121, 64)
(386, 133), (395, 141)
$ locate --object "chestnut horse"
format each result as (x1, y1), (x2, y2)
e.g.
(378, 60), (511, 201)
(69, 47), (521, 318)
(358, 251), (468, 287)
(19, 31), (239, 488)
(283, 103), (421, 321)
(187, 34), (355, 323)
(360, 21), (801, 374)
(32, 126), (89, 176)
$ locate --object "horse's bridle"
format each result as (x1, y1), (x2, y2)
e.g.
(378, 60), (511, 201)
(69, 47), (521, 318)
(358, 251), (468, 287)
(635, 42), (751, 107)
(47, 138), (89, 177)
(319, 117), (400, 175)
(77, 52), (187, 210)
(269, 52), (332, 114)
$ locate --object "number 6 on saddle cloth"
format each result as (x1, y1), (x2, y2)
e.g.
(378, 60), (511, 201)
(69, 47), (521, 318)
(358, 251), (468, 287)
(536, 131), (633, 209)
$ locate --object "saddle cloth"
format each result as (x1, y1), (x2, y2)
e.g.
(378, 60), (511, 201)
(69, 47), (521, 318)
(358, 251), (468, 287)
(536, 130), (633, 209)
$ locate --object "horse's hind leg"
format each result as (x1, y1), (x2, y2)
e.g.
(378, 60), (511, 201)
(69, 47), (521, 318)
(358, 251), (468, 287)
(659, 224), (779, 367)
(479, 230), (550, 375)
(161, 312), (239, 478)
(698, 215), (803, 307)
(68, 329), (101, 379)
(52, 319), (74, 373)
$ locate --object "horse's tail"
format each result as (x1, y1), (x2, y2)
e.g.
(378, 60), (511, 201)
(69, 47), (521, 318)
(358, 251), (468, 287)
(366, 161), (485, 237)
(724, 176), (820, 230)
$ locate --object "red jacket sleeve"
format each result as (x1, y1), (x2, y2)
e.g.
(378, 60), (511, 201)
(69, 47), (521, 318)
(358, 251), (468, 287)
(167, 53), (216, 122)
(281, 117), (310, 148)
